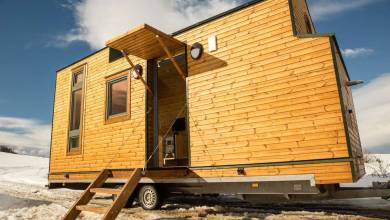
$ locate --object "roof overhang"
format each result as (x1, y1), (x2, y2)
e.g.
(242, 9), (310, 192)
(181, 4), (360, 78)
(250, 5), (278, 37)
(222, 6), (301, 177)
(106, 24), (185, 60)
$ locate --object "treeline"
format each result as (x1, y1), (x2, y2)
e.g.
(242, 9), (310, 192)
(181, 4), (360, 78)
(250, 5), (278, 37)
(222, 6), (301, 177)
(0, 145), (17, 154)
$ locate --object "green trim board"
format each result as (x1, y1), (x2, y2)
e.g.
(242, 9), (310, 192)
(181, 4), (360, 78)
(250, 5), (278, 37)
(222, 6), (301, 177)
(49, 157), (353, 176)
(288, 0), (298, 36)
(48, 71), (58, 177)
(329, 36), (356, 181)
(190, 158), (353, 170)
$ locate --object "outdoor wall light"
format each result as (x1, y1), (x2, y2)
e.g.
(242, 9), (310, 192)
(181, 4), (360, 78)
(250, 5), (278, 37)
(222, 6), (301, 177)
(131, 64), (143, 79)
(190, 42), (203, 60)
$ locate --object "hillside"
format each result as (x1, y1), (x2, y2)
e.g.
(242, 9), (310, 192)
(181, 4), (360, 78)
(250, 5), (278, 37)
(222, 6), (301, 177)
(0, 152), (48, 185)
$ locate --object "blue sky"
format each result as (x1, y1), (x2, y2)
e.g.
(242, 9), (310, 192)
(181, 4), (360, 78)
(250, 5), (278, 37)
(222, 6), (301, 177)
(0, 0), (389, 154)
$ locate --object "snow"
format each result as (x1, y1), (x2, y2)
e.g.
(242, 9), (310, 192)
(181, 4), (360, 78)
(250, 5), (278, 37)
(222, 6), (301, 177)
(342, 154), (390, 188)
(0, 152), (388, 219)
(0, 152), (48, 186)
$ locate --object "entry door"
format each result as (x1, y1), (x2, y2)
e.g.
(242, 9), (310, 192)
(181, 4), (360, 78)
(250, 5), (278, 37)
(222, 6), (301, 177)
(145, 54), (189, 168)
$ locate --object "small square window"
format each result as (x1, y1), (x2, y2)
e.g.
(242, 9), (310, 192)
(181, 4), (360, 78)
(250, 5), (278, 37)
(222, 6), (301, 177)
(107, 76), (128, 117)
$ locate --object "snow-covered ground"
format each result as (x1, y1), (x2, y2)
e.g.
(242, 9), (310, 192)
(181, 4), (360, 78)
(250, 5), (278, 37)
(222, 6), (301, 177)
(0, 152), (48, 186)
(0, 152), (389, 219)
(342, 154), (390, 188)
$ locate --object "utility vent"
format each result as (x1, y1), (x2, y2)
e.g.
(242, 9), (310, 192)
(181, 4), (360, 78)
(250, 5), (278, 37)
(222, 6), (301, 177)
(208, 36), (217, 52)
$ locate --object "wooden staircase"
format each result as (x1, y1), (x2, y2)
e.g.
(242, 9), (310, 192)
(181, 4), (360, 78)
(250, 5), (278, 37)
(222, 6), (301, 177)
(62, 168), (142, 220)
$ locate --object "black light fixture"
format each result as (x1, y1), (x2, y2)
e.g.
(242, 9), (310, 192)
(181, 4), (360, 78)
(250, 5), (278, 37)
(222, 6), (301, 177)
(190, 42), (203, 60)
(131, 64), (143, 79)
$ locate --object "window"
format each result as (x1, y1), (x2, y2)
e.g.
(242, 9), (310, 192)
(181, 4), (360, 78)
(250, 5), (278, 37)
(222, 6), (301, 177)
(68, 67), (85, 152)
(304, 14), (313, 34)
(106, 72), (130, 123)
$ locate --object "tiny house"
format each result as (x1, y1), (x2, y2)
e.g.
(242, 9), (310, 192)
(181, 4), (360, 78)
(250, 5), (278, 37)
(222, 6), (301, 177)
(50, 0), (365, 213)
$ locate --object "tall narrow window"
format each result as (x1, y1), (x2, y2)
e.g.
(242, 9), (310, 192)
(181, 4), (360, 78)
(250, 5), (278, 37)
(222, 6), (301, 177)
(68, 68), (85, 152)
(105, 71), (130, 123)
(304, 14), (313, 34)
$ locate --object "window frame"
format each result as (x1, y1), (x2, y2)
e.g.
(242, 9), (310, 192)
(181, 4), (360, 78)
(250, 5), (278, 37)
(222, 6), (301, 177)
(67, 65), (86, 155)
(105, 70), (131, 124)
(304, 14), (313, 34)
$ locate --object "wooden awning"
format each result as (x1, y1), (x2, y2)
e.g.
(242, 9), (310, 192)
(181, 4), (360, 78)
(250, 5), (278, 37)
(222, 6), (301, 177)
(106, 24), (185, 60)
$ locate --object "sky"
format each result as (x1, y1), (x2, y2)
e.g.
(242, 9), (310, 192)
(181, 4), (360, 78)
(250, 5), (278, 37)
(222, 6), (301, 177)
(0, 0), (389, 155)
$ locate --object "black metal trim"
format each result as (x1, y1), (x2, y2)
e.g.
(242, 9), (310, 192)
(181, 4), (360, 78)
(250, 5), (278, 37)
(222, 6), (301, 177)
(172, 0), (267, 36)
(57, 47), (107, 73)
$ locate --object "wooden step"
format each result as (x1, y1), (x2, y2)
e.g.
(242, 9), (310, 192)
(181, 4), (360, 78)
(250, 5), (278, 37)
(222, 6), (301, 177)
(90, 188), (122, 195)
(62, 169), (142, 220)
(76, 205), (108, 214)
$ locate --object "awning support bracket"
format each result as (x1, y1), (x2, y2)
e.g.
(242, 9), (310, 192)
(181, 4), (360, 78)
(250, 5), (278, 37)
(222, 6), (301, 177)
(121, 50), (153, 96)
(155, 35), (186, 81)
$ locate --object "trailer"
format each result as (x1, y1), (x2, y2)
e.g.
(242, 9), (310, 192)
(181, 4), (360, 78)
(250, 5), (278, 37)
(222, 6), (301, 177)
(47, 0), (389, 219)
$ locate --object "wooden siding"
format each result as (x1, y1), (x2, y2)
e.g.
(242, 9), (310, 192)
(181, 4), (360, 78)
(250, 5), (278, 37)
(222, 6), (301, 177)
(175, 0), (350, 172)
(332, 41), (365, 180)
(50, 0), (356, 184)
(50, 49), (146, 173)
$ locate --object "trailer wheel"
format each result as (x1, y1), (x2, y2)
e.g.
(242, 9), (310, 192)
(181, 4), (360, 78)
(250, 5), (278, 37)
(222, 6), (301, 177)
(112, 185), (137, 208)
(138, 185), (162, 210)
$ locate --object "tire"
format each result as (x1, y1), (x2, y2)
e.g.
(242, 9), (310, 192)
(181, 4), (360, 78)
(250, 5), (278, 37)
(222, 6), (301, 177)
(138, 185), (162, 210)
(112, 185), (137, 208)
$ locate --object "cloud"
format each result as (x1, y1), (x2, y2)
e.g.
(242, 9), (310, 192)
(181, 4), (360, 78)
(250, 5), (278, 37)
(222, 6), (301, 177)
(55, 0), (239, 49)
(353, 73), (390, 152)
(0, 117), (51, 151)
(309, 0), (378, 21)
(341, 48), (374, 58)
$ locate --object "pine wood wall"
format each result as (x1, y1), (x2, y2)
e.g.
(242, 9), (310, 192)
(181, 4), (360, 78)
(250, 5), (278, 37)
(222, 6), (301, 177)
(175, 0), (350, 169)
(50, 0), (359, 184)
(50, 50), (146, 173)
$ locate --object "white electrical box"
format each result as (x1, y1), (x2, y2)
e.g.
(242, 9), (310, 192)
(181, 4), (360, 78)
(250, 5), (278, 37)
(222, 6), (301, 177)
(208, 36), (217, 52)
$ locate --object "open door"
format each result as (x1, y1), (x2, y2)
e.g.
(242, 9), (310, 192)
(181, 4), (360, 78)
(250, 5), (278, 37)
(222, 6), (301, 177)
(105, 24), (188, 169)
(146, 54), (189, 168)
